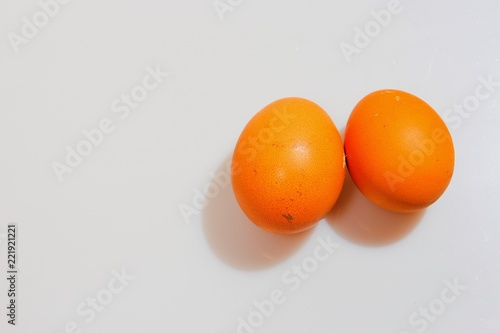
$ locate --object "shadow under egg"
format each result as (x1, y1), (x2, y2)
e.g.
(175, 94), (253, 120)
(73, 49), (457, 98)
(326, 172), (425, 246)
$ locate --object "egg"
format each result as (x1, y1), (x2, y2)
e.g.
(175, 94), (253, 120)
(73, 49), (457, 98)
(344, 89), (455, 212)
(231, 97), (345, 234)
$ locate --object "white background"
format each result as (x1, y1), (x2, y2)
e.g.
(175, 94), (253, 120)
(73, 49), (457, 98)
(1, 0), (499, 332)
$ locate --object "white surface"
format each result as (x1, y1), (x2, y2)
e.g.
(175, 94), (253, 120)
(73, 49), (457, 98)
(1, 0), (499, 332)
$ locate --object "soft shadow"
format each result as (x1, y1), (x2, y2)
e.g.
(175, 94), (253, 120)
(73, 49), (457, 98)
(202, 154), (313, 271)
(325, 172), (425, 246)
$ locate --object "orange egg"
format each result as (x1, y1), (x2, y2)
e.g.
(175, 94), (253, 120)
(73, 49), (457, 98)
(344, 89), (455, 212)
(231, 97), (345, 234)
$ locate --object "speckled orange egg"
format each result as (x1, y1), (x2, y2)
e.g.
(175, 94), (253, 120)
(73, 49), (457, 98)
(231, 97), (345, 234)
(344, 89), (455, 212)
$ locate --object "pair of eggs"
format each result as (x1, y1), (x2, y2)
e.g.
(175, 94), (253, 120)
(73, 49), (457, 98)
(231, 90), (455, 234)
